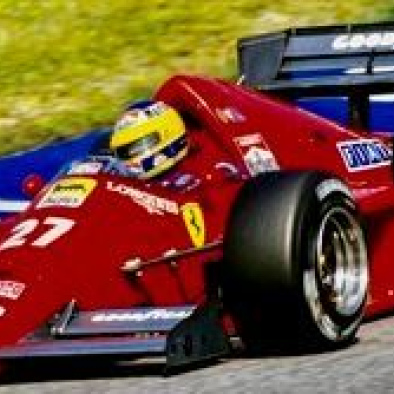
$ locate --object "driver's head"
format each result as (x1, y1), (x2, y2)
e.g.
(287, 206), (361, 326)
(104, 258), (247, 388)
(110, 100), (188, 178)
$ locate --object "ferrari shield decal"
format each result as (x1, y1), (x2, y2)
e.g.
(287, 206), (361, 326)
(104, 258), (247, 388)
(181, 203), (205, 248)
(37, 177), (97, 209)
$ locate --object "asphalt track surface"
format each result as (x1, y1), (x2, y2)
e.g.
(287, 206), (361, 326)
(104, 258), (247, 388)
(2, 316), (394, 393)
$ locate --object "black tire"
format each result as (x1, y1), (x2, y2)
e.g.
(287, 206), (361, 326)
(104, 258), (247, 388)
(222, 171), (368, 351)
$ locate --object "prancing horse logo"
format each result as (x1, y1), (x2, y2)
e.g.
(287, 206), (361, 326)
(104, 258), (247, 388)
(181, 203), (205, 248)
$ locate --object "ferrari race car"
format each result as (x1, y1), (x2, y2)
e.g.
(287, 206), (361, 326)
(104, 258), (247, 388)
(0, 21), (394, 372)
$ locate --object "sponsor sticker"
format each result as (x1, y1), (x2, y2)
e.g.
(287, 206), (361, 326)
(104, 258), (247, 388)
(91, 308), (193, 323)
(68, 162), (103, 175)
(352, 185), (389, 199)
(181, 203), (205, 248)
(332, 32), (394, 51)
(244, 147), (279, 176)
(107, 181), (179, 215)
(216, 107), (246, 123)
(233, 133), (279, 175)
(0, 280), (25, 300)
(234, 133), (263, 147)
(337, 139), (392, 172)
(37, 178), (97, 209)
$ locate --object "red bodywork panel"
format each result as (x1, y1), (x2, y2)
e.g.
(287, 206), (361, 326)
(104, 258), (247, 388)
(0, 75), (393, 347)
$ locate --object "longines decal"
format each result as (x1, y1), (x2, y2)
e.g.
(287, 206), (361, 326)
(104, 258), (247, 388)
(107, 181), (179, 215)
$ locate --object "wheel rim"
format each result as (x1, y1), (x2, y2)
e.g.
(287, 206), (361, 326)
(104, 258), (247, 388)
(304, 206), (368, 340)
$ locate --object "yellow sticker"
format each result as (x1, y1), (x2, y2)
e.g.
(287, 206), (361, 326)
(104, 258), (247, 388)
(37, 177), (97, 209)
(181, 203), (205, 248)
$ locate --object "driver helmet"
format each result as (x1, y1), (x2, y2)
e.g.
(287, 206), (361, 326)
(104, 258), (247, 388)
(110, 100), (188, 178)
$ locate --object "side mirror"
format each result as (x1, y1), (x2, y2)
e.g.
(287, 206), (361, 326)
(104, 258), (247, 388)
(22, 174), (45, 198)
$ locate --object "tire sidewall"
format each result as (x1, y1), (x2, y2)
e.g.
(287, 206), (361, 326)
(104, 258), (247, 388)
(296, 176), (367, 343)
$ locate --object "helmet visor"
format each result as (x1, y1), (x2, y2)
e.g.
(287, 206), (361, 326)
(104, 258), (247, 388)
(114, 132), (160, 161)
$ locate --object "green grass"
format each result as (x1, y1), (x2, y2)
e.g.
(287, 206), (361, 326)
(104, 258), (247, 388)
(0, 1), (393, 154)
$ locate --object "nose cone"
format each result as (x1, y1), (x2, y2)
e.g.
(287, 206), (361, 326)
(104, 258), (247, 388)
(0, 173), (206, 347)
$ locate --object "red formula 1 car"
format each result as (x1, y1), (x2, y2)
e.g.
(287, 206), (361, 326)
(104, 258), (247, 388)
(0, 22), (394, 372)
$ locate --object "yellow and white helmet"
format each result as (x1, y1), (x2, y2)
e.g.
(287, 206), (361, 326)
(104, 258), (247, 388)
(110, 100), (188, 178)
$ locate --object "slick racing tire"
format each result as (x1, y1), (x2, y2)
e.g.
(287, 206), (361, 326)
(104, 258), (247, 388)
(222, 171), (368, 351)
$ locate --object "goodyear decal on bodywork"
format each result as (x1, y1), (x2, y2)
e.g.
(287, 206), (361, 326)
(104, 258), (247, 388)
(91, 308), (193, 323)
(337, 139), (392, 172)
(181, 202), (205, 248)
(37, 178), (97, 208)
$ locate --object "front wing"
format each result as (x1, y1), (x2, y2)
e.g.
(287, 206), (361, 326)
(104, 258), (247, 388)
(0, 301), (229, 372)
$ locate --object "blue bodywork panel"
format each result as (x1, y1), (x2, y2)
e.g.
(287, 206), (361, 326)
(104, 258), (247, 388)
(296, 97), (349, 128)
(297, 96), (394, 134)
(288, 72), (394, 134)
(0, 128), (110, 218)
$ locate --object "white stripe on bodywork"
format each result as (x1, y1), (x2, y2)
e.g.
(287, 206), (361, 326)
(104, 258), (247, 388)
(0, 199), (30, 213)
(370, 93), (394, 102)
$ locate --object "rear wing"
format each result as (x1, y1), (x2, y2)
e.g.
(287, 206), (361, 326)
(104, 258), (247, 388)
(238, 22), (394, 128)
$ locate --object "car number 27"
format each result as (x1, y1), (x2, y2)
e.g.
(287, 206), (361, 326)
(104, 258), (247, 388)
(0, 217), (75, 251)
